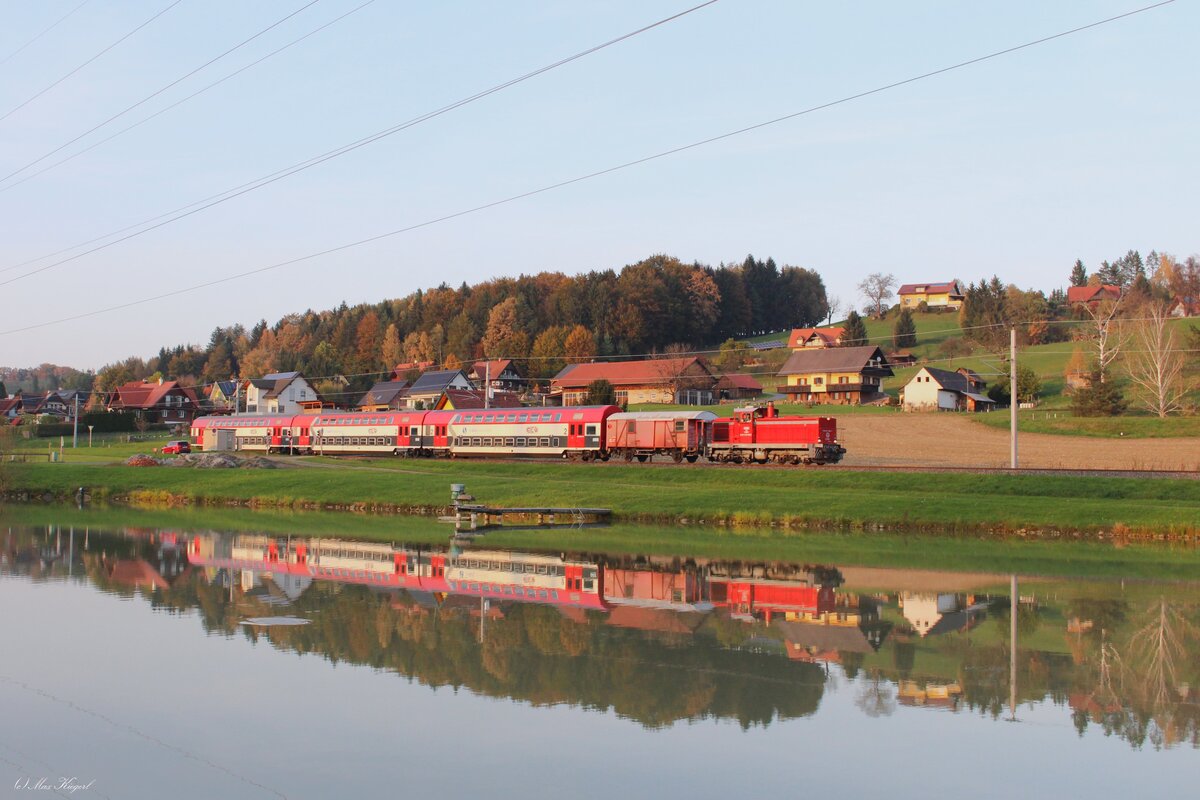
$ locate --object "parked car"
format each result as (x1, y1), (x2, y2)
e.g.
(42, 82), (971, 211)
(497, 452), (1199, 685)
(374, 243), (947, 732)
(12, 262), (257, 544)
(161, 440), (191, 455)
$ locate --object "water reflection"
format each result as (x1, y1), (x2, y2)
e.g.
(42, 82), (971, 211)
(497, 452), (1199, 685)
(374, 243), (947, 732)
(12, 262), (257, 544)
(4, 524), (1198, 748)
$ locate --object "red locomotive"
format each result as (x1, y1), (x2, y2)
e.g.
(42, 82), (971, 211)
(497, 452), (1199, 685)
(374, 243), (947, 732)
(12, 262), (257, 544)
(191, 402), (845, 465)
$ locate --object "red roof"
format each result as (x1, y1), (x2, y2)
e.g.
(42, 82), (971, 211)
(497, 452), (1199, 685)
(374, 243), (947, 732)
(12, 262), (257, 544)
(552, 357), (713, 390)
(715, 373), (763, 391)
(110, 380), (199, 410)
(471, 359), (516, 379)
(898, 281), (964, 296)
(787, 327), (845, 348)
(1067, 284), (1121, 304)
(0, 397), (21, 415)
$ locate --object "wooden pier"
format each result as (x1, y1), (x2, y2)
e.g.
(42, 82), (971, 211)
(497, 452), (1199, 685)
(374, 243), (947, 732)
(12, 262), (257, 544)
(441, 504), (611, 532)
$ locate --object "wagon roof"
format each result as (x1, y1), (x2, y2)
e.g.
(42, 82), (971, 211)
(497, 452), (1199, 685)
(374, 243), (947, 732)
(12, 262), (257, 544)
(608, 411), (717, 421)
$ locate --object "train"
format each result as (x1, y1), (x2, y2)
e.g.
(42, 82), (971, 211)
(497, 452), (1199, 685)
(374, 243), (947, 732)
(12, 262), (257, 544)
(189, 401), (846, 465)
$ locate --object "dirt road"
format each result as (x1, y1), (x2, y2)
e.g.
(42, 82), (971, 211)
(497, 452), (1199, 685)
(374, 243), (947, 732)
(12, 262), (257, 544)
(838, 414), (1200, 471)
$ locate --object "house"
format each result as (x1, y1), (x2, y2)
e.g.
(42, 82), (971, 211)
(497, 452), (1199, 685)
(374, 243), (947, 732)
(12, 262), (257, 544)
(207, 380), (241, 411)
(775, 346), (892, 405)
(391, 361), (435, 379)
(403, 369), (473, 409)
(786, 327), (845, 350)
(714, 373), (763, 400)
(550, 357), (717, 406)
(109, 379), (200, 425)
(1167, 297), (1199, 318)
(901, 366), (995, 412)
(357, 380), (409, 411)
(1066, 284), (1121, 308)
(0, 395), (21, 420)
(887, 350), (917, 366)
(468, 359), (525, 392)
(434, 389), (523, 410)
(244, 372), (322, 414)
(24, 390), (71, 419)
(898, 280), (965, 310)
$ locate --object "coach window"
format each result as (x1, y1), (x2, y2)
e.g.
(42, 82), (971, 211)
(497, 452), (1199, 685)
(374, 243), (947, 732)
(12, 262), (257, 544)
(675, 420), (685, 432)
(586, 425), (596, 436)
(410, 427), (418, 437)
(518, 413), (528, 423)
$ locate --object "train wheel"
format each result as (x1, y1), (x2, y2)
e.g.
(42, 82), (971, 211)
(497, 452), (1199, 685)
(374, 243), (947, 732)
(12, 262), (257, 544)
(637, 455), (648, 463)
(672, 451), (684, 464)
(581, 451), (593, 462)
(623, 451), (633, 462)
(686, 455), (698, 463)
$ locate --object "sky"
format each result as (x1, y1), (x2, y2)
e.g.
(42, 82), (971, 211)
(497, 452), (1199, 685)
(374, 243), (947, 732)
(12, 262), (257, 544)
(0, 0), (1196, 370)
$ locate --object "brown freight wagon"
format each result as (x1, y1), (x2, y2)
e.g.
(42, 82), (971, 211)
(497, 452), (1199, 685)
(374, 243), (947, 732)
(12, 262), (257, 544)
(605, 411), (717, 463)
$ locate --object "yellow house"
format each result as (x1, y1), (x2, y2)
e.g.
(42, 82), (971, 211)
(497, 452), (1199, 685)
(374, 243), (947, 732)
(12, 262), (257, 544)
(776, 346), (893, 405)
(898, 280), (965, 310)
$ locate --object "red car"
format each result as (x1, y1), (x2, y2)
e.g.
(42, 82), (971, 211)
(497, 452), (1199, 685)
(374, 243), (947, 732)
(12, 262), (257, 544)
(161, 440), (191, 455)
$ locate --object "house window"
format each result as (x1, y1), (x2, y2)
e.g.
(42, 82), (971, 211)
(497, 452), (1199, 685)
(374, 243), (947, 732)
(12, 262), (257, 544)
(814, 377), (823, 385)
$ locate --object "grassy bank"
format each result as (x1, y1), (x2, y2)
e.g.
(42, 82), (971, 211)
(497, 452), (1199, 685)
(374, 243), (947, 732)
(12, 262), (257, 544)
(973, 408), (1200, 438)
(5, 458), (1200, 537)
(5, 504), (1199, 582)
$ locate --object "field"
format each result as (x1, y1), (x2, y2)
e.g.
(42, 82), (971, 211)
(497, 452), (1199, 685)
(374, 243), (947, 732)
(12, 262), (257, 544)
(5, 456), (1200, 537)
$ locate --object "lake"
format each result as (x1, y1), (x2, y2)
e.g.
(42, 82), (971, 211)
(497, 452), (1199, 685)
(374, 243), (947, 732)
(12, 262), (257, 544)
(1, 511), (1196, 799)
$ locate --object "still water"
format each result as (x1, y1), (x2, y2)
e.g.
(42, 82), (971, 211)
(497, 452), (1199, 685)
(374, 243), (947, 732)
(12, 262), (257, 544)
(2, 516), (1197, 799)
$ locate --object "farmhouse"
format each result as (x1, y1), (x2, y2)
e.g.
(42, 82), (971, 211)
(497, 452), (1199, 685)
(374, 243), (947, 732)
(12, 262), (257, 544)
(245, 372), (323, 414)
(0, 395), (22, 420)
(898, 280), (965, 310)
(786, 327), (845, 349)
(403, 369), (473, 409)
(109, 379), (200, 424)
(1066, 284), (1121, 308)
(776, 346), (892, 405)
(715, 373), (763, 400)
(550, 357), (717, 406)
(901, 367), (995, 412)
(468, 359), (525, 392)
(207, 380), (241, 411)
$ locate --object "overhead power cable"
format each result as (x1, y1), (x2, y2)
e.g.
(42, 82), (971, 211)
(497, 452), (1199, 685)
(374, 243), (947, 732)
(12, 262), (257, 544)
(0, 0), (93, 68)
(0, 0), (722, 282)
(0, 0), (1176, 336)
(0, 0), (184, 125)
(0, 0), (326, 186)
(0, 0), (379, 197)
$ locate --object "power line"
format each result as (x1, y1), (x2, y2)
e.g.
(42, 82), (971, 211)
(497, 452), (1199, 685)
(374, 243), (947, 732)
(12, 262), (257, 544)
(0, 0), (93, 67)
(0, 0), (721, 282)
(0, 0), (326, 186)
(0, 0), (1177, 336)
(0, 0), (184, 125)
(0, 0), (379, 198)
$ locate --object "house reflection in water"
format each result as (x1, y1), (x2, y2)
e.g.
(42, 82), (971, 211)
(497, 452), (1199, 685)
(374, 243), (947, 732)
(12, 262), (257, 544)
(899, 592), (989, 637)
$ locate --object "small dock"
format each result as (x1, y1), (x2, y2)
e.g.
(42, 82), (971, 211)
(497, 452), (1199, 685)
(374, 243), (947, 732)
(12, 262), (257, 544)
(447, 504), (611, 531)
(439, 483), (610, 533)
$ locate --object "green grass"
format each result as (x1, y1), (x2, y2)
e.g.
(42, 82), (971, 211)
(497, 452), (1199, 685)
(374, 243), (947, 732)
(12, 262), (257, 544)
(6, 458), (1200, 535)
(973, 408), (1200, 438)
(7, 429), (179, 463)
(4, 503), (1199, 582)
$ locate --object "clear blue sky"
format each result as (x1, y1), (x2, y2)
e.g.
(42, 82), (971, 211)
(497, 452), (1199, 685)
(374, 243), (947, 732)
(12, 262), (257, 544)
(0, 0), (1195, 369)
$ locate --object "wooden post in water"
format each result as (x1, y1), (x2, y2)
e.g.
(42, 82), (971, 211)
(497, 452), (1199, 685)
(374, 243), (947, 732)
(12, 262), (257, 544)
(1010, 573), (1018, 720)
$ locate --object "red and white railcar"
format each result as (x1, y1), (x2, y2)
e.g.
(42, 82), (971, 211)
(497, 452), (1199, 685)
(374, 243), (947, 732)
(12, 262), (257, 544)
(444, 404), (618, 461)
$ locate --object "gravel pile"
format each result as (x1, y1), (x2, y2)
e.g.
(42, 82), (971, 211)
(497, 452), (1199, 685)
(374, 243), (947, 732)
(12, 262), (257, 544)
(160, 453), (284, 469)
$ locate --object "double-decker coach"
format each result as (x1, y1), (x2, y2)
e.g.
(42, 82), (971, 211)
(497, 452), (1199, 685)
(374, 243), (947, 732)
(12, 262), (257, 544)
(443, 404), (617, 460)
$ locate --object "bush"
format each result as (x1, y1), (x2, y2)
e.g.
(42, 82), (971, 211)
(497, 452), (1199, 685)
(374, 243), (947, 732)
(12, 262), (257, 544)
(1071, 369), (1127, 417)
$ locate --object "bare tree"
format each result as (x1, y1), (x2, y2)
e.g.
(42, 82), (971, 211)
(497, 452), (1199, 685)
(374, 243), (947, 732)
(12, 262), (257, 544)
(1078, 295), (1126, 383)
(825, 295), (843, 326)
(1126, 302), (1186, 418)
(854, 670), (897, 717)
(857, 273), (896, 318)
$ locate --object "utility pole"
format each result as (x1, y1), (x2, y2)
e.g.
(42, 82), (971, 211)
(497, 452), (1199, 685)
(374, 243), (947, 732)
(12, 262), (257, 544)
(1010, 328), (1018, 469)
(484, 362), (490, 409)
(72, 393), (79, 448)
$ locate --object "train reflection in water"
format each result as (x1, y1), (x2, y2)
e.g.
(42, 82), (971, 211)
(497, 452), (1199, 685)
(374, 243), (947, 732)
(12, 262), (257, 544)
(186, 532), (890, 661)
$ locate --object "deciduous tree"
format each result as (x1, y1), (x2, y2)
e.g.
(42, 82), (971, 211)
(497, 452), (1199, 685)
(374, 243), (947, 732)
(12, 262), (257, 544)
(857, 273), (896, 318)
(1126, 303), (1186, 418)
